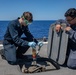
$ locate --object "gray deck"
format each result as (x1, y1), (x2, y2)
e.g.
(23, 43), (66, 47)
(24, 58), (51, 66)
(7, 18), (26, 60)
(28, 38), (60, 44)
(0, 43), (76, 75)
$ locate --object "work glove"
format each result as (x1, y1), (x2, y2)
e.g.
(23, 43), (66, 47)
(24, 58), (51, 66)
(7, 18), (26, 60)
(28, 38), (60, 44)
(28, 42), (36, 48)
(37, 42), (43, 47)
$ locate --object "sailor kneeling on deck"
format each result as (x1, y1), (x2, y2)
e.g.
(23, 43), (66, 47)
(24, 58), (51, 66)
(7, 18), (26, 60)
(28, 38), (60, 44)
(2, 12), (43, 65)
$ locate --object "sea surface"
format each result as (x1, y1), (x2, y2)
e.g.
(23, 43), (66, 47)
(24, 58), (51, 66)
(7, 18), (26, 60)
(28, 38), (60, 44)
(0, 20), (56, 40)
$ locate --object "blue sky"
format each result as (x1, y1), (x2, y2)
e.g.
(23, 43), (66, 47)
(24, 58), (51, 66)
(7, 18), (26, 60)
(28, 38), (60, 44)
(0, 0), (76, 20)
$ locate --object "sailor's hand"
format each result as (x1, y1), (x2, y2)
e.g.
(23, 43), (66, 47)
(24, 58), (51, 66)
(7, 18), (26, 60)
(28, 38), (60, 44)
(37, 42), (43, 47)
(65, 26), (71, 32)
(28, 42), (36, 48)
(55, 24), (61, 32)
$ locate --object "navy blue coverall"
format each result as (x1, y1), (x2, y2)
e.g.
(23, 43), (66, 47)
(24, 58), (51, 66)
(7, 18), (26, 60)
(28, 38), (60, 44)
(3, 18), (37, 62)
(56, 19), (76, 68)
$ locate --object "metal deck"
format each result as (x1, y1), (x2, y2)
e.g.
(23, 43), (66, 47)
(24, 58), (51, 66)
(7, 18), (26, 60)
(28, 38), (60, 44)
(0, 42), (76, 75)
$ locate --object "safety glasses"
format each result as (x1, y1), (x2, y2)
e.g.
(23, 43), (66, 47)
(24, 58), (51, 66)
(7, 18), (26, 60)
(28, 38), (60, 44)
(23, 16), (32, 25)
(66, 17), (75, 22)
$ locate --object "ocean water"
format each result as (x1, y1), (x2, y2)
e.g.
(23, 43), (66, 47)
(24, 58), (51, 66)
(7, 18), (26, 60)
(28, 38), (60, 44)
(0, 20), (56, 40)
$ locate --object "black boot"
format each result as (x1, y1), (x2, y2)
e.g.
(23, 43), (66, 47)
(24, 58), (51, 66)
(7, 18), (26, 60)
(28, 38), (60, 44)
(0, 49), (6, 60)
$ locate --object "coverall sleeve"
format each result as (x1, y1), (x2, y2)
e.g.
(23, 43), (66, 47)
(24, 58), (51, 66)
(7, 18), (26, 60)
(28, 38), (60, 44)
(67, 29), (76, 43)
(24, 26), (38, 44)
(8, 24), (29, 47)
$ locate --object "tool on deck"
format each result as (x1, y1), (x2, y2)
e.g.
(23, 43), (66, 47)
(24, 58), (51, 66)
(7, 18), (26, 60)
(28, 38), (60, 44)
(32, 47), (37, 65)
(32, 43), (43, 65)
